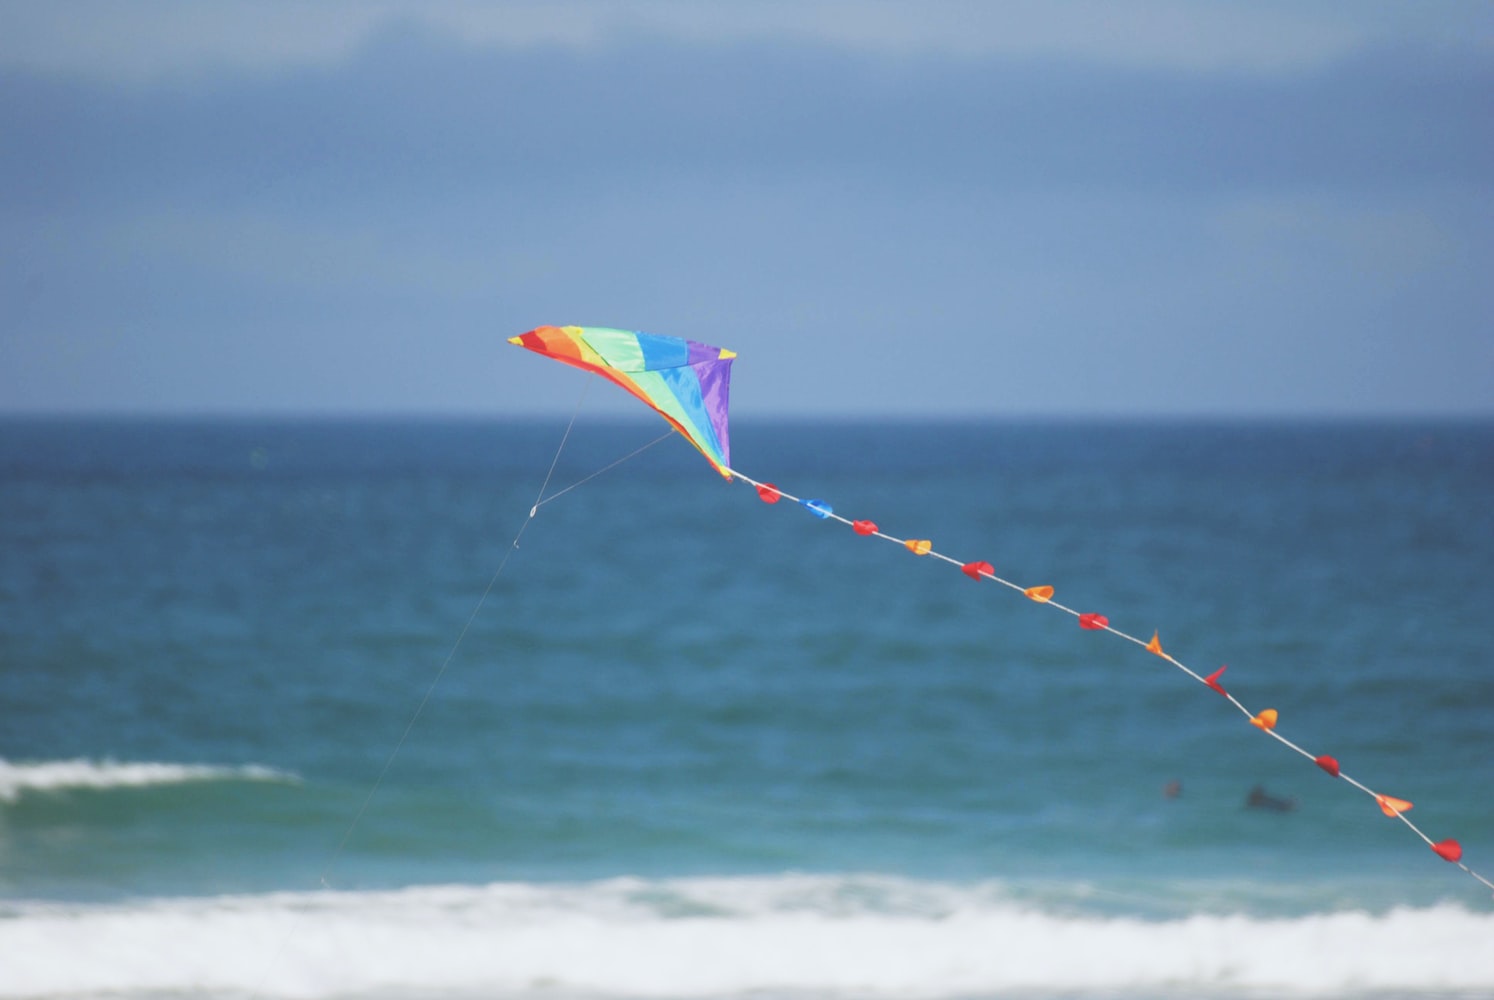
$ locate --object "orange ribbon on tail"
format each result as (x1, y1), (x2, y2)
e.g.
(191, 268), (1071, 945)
(1251, 709), (1279, 730)
(1377, 795), (1413, 817)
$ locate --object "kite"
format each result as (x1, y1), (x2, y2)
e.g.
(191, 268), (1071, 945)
(509, 324), (1491, 893)
(508, 326), (734, 478)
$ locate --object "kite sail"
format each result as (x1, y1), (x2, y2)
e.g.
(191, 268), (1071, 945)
(509, 326), (735, 478)
(509, 325), (1492, 894)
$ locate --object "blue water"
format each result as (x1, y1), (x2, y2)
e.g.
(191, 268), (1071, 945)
(2, 417), (1492, 999)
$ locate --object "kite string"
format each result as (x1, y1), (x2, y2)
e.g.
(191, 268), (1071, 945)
(723, 467), (1494, 894)
(319, 384), (691, 889)
(317, 382), (593, 888)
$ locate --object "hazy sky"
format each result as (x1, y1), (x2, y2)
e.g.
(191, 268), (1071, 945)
(2, 1), (1490, 418)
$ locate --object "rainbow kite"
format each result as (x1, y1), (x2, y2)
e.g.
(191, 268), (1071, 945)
(508, 326), (734, 478)
(510, 325), (1491, 893)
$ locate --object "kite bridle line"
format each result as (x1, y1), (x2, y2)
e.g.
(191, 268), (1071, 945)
(529, 430), (676, 514)
(721, 466), (1494, 895)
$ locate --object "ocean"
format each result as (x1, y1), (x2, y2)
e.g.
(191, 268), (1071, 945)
(1, 417), (1491, 999)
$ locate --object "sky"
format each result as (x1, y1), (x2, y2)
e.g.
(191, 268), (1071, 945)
(2, 1), (1491, 419)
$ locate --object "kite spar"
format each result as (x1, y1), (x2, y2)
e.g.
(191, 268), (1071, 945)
(508, 324), (1491, 894)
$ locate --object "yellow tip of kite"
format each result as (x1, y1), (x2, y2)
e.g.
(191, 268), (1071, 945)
(720, 349), (737, 359)
(1250, 708), (1279, 730)
(507, 335), (523, 345)
(1377, 795), (1413, 817)
(1146, 631), (1164, 656)
(1024, 585), (1054, 603)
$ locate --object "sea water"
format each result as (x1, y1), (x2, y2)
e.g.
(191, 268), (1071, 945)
(1, 418), (1491, 999)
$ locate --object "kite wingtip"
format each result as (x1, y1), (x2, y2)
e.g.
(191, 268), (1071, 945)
(507, 335), (524, 346)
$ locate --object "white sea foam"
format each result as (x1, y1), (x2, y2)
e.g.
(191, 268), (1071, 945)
(0, 757), (297, 802)
(1, 874), (1491, 999)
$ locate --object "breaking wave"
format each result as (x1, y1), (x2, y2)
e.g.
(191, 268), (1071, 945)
(2, 873), (1491, 999)
(0, 757), (297, 803)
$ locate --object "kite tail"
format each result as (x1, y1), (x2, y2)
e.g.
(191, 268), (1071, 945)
(724, 467), (1493, 896)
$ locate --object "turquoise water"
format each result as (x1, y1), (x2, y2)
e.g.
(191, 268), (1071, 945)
(2, 418), (1492, 998)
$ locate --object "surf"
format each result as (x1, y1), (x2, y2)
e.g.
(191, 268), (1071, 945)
(2, 873), (1492, 999)
(0, 757), (297, 803)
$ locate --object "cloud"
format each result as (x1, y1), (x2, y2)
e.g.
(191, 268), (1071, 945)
(1, 0), (1486, 80)
(5, 27), (1489, 223)
(1, 10), (1489, 417)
